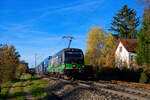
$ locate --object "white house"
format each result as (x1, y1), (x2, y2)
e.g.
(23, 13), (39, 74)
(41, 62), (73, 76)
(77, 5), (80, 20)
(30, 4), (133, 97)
(115, 39), (137, 68)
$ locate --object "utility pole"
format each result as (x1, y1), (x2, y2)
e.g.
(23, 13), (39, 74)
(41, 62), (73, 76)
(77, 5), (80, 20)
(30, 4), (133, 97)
(62, 36), (74, 48)
(35, 53), (37, 68)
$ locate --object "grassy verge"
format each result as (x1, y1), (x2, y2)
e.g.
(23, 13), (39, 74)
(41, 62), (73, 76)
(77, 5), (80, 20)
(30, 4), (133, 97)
(23, 74), (48, 99)
(1, 73), (50, 100)
(26, 85), (47, 99)
(0, 82), (13, 100)
(8, 81), (26, 100)
(0, 81), (26, 100)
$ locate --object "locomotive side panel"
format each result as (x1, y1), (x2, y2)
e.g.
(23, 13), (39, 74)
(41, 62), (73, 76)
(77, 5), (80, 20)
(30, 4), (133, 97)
(35, 48), (84, 79)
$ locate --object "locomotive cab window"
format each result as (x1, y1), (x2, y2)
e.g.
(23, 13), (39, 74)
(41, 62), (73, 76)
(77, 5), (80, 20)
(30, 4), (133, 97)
(64, 51), (84, 64)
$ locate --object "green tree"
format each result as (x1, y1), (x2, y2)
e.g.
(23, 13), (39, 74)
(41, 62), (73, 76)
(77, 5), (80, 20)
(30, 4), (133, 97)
(136, 24), (147, 65)
(136, 5), (150, 66)
(143, 5), (150, 42)
(110, 5), (139, 39)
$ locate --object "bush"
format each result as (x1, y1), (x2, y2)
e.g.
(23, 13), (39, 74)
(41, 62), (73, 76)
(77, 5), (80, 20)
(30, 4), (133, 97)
(94, 67), (141, 82)
(139, 72), (148, 83)
(15, 62), (28, 79)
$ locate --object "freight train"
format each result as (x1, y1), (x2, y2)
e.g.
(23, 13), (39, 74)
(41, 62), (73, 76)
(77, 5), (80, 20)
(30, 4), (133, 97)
(35, 48), (84, 79)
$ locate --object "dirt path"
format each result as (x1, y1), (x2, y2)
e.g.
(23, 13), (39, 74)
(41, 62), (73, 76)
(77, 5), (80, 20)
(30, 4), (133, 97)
(7, 83), (17, 100)
(23, 75), (35, 100)
(23, 83), (34, 100)
(8, 75), (34, 100)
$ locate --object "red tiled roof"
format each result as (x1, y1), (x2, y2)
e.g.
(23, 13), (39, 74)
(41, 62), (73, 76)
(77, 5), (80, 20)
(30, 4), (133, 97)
(116, 39), (138, 53)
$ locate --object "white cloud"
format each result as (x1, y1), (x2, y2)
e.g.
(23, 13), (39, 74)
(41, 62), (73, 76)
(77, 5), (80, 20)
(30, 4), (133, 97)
(28, 0), (106, 21)
(0, 24), (48, 38)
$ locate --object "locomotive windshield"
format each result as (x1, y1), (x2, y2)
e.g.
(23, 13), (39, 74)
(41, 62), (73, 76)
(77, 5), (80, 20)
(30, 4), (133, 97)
(65, 52), (82, 57)
(64, 51), (84, 64)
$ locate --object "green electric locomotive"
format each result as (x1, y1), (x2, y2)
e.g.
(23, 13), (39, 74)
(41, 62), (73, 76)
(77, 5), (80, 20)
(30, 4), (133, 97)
(48, 48), (84, 78)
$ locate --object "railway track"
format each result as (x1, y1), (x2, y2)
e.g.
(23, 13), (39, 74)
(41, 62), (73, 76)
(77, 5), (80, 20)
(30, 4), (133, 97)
(93, 82), (150, 100)
(95, 82), (150, 98)
(41, 75), (150, 100)
(70, 80), (150, 100)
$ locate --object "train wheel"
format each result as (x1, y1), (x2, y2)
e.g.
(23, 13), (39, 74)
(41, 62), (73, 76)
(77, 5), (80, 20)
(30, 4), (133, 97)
(71, 77), (75, 81)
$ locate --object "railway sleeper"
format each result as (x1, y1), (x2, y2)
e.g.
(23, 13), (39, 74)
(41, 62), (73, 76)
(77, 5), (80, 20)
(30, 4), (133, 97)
(107, 83), (150, 96)
(94, 82), (150, 99)
(94, 85), (150, 100)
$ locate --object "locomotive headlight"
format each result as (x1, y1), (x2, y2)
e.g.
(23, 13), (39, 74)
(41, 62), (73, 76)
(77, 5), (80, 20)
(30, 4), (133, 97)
(72, 64), (76, 68)
(62, 65), (65, 68)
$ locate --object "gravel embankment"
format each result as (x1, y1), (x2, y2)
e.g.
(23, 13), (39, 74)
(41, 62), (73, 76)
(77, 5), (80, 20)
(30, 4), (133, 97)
(43, 77), (150, 100)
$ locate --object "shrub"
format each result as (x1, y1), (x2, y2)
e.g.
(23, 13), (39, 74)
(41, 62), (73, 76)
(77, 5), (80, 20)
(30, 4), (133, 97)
(15, 63), (27, 79)
(139, 72), (148, 83)
(96, 67), (141, 82)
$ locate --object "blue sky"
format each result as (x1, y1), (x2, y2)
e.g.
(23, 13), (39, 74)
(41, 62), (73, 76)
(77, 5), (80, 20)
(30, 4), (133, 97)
(0, 0), (145, 68)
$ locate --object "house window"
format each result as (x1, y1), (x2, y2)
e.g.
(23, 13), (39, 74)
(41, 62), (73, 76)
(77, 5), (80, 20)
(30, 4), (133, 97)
(119, 46), (122, 52)
(118, 59), (122, 68)
(130, 55), (134, 61)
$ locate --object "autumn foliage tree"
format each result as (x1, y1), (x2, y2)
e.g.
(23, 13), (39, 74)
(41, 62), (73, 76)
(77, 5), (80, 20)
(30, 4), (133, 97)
(104, 35), (116, 67)
(85, 27), (105, 67)
(85, 26), (116, 68)
(0, 45), (20, 82)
